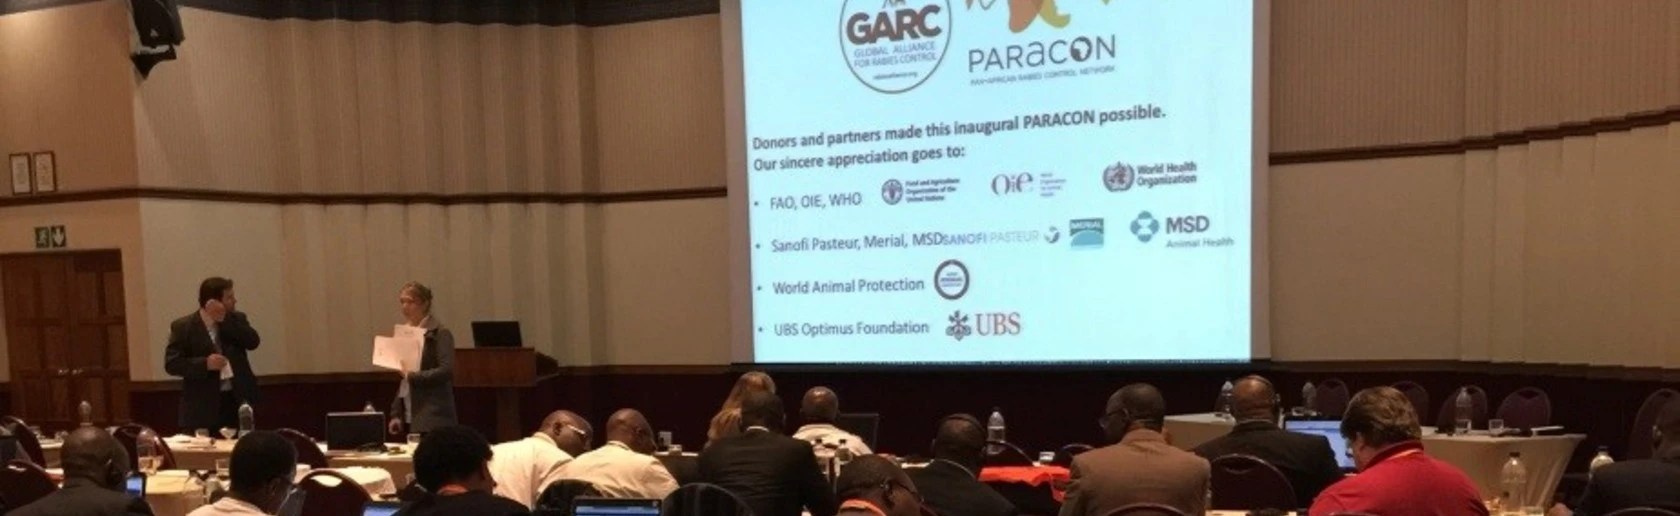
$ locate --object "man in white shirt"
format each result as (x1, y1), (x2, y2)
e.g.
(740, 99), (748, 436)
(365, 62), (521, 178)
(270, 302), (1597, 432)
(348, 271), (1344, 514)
(188, 431), (296, 516)
(791, 387), (872, 457)
(557, 409), (680, 499)
(488, 410), (592, 508)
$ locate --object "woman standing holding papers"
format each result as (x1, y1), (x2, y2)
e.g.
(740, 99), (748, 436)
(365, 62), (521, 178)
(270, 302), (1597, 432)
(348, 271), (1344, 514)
(389, 282), (458, 436)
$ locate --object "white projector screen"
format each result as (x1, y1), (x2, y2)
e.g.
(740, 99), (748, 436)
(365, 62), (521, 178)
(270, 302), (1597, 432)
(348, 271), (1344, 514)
(726, 0), (1270, 365)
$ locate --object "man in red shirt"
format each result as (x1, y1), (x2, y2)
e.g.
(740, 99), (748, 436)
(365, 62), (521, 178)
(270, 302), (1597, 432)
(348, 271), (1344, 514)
(1310, 386), (1489, 516)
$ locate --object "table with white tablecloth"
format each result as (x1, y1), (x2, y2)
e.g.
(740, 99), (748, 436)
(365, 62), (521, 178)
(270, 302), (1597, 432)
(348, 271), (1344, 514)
(1165, 412), (1583, 505)
(137, 467), (396, 516)
(328, 446), (415, 486)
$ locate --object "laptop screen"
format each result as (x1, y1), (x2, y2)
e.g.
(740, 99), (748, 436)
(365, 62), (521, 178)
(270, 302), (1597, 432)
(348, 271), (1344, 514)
(362, 501), (402, 516)
(1284, 420), (1355, 470)
(572, 498), (661, 516)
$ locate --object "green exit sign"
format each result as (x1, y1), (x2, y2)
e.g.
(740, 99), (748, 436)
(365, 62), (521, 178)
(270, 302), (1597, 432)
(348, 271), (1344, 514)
(33, 225), (66, 249)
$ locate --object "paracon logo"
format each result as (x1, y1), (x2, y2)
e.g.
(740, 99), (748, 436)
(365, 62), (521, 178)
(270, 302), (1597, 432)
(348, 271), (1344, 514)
(841, 0), (953, 94)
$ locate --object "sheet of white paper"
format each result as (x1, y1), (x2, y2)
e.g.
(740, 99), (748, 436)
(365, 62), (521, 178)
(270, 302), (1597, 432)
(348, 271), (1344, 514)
(371, 336), (422, 372)
(394, 324), (425, 340)
(220, 363), (235, 381)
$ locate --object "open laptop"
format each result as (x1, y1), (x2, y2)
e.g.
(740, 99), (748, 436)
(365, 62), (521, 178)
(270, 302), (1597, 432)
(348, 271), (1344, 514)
(362, 500), (402, 516)
(470, 321), (523, 348)
(325, 412), (386, 451)
(572, 497), (661, 516)
(1284, 420), (1355, 470)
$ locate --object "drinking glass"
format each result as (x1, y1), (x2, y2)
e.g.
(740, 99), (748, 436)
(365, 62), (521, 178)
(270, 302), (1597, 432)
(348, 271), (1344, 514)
(215, 459), (231, 481)
(220, 427), (238, 440)
(668, 444), (684, 454)
(1037, 451), (1056, 464)
(1488, 419), (1506, 436)
(407, 433), (422, 448)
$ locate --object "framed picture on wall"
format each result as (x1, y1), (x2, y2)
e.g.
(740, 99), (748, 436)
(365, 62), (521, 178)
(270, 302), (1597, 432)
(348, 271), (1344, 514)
(8, 153), (29, 195)
(32, 151), (56, 193)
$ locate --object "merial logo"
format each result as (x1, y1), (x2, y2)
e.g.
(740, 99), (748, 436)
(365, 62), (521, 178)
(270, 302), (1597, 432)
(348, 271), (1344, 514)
(841, 0), (953, 94)
(966, 0), (1086, 33)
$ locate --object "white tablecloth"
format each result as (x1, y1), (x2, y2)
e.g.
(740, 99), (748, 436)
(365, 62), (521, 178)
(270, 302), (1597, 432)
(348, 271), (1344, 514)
(1165, 412), (1583, 505)
(327, 444), (414, 486)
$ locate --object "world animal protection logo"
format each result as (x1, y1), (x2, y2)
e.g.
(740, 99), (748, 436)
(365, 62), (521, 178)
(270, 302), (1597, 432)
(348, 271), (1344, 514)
(841, 0), (954, 94)
(966, 0), (1110, 32)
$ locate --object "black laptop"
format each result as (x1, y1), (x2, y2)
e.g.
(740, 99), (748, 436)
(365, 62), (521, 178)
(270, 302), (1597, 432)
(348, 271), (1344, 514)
(470, 321), (523, 348)
(325, 412), (386, 451)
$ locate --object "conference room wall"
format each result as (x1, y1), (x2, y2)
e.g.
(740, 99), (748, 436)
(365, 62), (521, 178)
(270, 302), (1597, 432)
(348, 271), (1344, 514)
(0, 0), (138, 192)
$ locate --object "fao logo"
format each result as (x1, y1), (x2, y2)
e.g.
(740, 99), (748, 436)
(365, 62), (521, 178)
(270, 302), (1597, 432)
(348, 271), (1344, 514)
(841, 0), (952, 94)
(1103, 162), (1135, 192)
(933, 259), (970, 300)
(882, 179), (904, 205)
(1130, 211), (1160, 243)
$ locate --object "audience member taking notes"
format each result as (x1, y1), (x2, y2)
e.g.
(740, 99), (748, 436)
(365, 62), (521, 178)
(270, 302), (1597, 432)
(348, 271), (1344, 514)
(1193, 375), (1342, 506)
(488, 410), (591, 508)
(905, 414), (1019, 516)
(1061, 383), (1209, 516)
(557, 409), (680, 499)
(700, 389), (837, 516)
(11, 427), (153, 516)
(1308, 386), (1488, 516)
(188, 430), (297, 516)
(792, 387), (872, 457)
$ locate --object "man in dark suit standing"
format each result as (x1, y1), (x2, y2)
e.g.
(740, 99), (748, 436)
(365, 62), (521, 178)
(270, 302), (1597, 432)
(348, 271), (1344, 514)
(11, 426), (153, 516)
(906, 414), (1019, 516)
(699, 390), (836, 516)
(1565, 401), (1680, 515)
(1193, 375), (1342, 508)
(164, 277), (261, 432)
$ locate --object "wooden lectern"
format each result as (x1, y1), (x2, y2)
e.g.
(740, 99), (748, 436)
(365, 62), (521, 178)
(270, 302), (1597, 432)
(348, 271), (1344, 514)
(455, 348), (537, 442)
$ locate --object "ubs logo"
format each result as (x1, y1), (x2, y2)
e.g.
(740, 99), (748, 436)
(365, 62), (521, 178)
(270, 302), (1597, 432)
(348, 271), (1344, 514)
(840, 0), (953, 94)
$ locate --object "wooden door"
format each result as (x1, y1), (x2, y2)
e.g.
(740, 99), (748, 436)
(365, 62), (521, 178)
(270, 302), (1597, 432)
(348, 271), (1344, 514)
(2, 251), (128, 429)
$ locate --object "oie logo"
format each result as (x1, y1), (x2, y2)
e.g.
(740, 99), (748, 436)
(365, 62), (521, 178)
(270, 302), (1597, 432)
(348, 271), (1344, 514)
(841, 0), (953, 94)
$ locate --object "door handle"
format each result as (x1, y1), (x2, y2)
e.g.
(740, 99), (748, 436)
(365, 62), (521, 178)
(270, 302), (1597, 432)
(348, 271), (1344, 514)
(70, 368), (83, 376)
(56, 369), (69, 376)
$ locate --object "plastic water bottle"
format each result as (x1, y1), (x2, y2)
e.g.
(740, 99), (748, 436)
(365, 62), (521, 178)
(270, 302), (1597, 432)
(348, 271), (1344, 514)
(1216, 381), (1235, 419)
(1589, 446), (1615, 479)
(1301, 382), (1318, 415)
(836, 439), (856, 469)
(363, 401), (377, 413)
(1499, 452), (1531, 515)
(237, 402), (255, 436)
(987, 408), (1007, 454)
(78, 400), (94, 426)
(137, 428), (161, 475)
(1454, 388), (1474, 434)
(814, 438), (838, 480)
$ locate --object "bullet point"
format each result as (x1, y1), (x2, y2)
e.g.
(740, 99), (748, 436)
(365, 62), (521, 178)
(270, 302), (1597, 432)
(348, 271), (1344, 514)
(757, 327), (763, 332)
(756, 286), (762, 291)
(755, 244), (761, 249)
(753, 201), (760, 206)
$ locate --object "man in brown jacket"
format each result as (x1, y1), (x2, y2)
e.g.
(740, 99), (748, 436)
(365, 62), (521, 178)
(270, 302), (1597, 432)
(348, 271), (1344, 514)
(1060, 383), (1210, 516)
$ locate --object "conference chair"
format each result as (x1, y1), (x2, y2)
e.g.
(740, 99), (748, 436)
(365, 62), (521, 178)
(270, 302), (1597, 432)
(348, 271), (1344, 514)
(1051, 443), (1093, 467)
(1434, 386), (1490, 431)
(1104, 503), (1187, 516)
(1495, 387), (1553, 430)
(1312, 379), (1351, 419)
(1391, 382), (1431, 421)
(297, 469), (373, 516)
(1604, 509), (1680, 516)
(0, 460), (57, 510)
(982, 440), (1034, 467)
(660, 483), (753, 516)
(985, 479), (1060, 516)
(0, 416), (46, 465)
(113, 423), (177, 471)
(276, 428), (330, 468)
(1627, 389), (1679, 460)
(835, 413), (881, 450)
(535, 479), (603, 516)
(1208, 454), (1297, 511)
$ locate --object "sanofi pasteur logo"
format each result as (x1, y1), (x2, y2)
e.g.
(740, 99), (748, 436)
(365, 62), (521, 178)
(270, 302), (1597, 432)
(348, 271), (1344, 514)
(841, 0), (954, 94)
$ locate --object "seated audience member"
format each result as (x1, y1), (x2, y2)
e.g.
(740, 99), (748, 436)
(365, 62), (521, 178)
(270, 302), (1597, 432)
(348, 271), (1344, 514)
(1061, 383), (1209, 516)
(905, 414), (1018, 516)
(835, 455), (923, 516)
(188, 431), (297, 516)
(397, 425), (530, 516)
(1193, 375), (1342, 506)
(707, 371), (777, 447)
(489, 410), (590, 508)
(1309, 387), (1488, 516)
(557, 409), (680, 499)
(1562, 400), (1680, 515)
(12, 427), (153, 516)
(699, 390), (837, 516)
(792, 387), (873, 457)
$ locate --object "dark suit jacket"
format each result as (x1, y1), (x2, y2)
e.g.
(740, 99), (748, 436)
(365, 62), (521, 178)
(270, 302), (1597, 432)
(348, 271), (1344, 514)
(1192, 420), (1343, 508)
(388, 317), (457, 433)
(698, 428), (837, 516)
(1574, 456), (1680, 516)
(163, 310), (261, 430)
(906, 459), (1018, 516)
(1060, 429), (1209, 516)
(10, 478), (154, 516)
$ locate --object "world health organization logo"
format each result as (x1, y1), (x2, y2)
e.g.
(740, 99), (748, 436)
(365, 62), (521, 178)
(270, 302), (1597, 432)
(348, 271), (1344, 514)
(840, 0), (952, 94)
(882, 179), (904, 205)
(1103, 162), (1135, 192)
(1130, 211), (1160, 243)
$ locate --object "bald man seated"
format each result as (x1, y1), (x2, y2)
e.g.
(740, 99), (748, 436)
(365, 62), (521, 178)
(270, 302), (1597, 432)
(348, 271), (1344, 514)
(905, 414), (1018, 516)
(1060, 383), (1209, 516)
(791, 387), (872, 457)
(488, 410), (591, 508)
(12, 427), (154, 516)
(557, 409), (681, 499)
(1193, 375), (1342, 508)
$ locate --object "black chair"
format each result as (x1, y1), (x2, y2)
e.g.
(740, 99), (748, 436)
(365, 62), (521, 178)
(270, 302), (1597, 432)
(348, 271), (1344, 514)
(0, 416), (46, 466)
(985, 480), (1060, 516)
(1104, 503), (1187, 516)
(1391, 381), (1430, 421)
(1435, 385), (1490, 431)
(1628, 389), (1679, 459)
(1605, 509), (1680, 516)
(277, 428), (330, 469)
(1051, 443), (1093, 467)
(297, 469), (373, 516)
(0, 460), (56, 511)
(660, 483), (753, 516)
(835, 413), (880, 450)
(1313, 379), (1352, 419)
(982, 440), (1033, 467)
(535, 479), (602, 516)
(1495, 387), (1553, 430)
(112, 423), (177, 471)
(1209, 454), (1296, 510)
